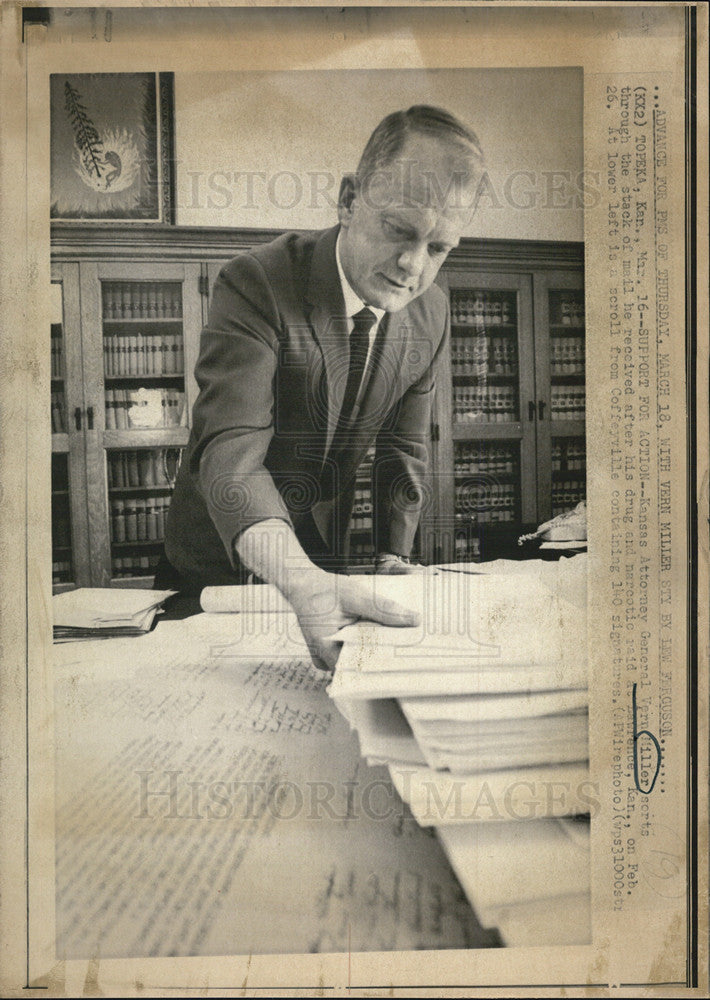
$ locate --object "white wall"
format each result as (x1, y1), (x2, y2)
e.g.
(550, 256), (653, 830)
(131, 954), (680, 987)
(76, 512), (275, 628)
(174, 67), (584, 242)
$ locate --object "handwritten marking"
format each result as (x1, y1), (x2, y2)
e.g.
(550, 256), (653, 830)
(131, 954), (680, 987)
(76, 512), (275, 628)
(632, 682), (662, 792)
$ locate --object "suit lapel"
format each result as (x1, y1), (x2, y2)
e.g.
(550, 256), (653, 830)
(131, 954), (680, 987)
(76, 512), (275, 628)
(305, 226), (349, 458)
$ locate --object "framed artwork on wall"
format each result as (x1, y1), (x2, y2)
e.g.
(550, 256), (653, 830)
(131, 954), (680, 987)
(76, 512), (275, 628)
(50, 71), (175, 223)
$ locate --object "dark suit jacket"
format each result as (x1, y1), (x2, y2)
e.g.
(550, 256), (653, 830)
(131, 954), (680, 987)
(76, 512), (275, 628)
(164, 225), (449, 584)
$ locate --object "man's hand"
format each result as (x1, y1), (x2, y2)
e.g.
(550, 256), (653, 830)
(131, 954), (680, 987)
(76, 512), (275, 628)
(285, 568), (419, 671)
(235, 519), (419, 671)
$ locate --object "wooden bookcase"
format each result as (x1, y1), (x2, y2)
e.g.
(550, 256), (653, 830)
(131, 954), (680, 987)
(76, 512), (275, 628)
(50, 226), (584, 587)
(429, 242), (585, 564)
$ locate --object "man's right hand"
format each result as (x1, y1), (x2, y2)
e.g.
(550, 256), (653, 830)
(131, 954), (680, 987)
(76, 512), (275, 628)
(285, 568), (419, 671)
(235, 518), (419, 672)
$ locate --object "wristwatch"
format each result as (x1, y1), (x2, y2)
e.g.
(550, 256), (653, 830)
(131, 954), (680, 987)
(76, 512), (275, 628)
(374, 552), (413, 568)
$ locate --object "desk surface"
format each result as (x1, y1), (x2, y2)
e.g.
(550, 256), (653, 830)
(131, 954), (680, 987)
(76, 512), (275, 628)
(54, 611), (501, 959)
(54, 555), (589, 957)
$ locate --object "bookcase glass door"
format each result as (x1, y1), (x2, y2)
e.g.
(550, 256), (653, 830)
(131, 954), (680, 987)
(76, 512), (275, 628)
(101, 280), (187, 435)
(73, 261), (201, 586)
(347, 445), (376, 568)
(534, 277), (586, 523)
(452, 441), (521, 561)
(548, 287), (586, 425)
(52, 454), (74, 588)
(435, 272), (537, 563)
(107, 446), (184, 581)
(551, 436), (586, 516)
(51, 273), (91, 591)
(50, 281), (68, 438)
(450, 287), (520, 425)
(98, 273), (195, 585)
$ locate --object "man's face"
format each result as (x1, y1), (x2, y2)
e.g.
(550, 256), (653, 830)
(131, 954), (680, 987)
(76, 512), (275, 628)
(337, 133), (477, 312)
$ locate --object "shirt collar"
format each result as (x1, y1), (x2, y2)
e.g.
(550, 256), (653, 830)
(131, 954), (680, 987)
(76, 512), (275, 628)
(336, 231), (386, 326)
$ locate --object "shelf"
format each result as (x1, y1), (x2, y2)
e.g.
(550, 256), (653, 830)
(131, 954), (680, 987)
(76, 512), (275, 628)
(110, 576), (157, 588)
(104, 374), (185, 383)
(102, 317), (183, 326)
(453, 519), (523, 533)
(452, 423), (522, 440)
(103, 428), (189, 448)
(455, 471), (516, 481)
(451, 323), (517, 333)
(452, 371), (518, 381)
(111, 539), (165, 549)
(108, 485), (173, 494)
(549, 419), (586, 437)
(548, 324), (585, 335)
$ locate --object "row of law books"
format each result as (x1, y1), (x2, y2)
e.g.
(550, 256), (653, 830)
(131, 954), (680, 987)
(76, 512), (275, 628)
(552, 440), (586, 472)
(350, 489), (373, 532)
(105, 389), (186, 430)
(451, 337), (517, 377)
(455, 483), (516, 522)
(455, 444), (516, 476)
(112, 553), (162, 578)
(107, 448), (179, 489)
(550, 336), (585, 375)
(450, 293), (515, 327)
(454, 386), (517, 422)
(103, 282), (182, 321)
(103, 334), (184, 377)
(110, 497), (171, 543)
(349, 542), (376, 565)
(327, 560), (591, 946)
(551, 387), (586, 420)
(552, 485), (586, 516)
(453, 531), (481, 561)
(552, 296), (585, 327)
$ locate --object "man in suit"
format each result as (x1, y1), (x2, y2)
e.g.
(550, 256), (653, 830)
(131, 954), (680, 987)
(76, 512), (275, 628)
(163, 105), (484, 668)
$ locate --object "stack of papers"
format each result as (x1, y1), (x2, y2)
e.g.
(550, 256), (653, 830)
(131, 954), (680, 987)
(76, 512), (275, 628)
(328, 567), (590, 800)
(329, 569), (588, 699)
(399, 689), (588, 772)
(53, 588), (175, 641)
(327, 558), (592, 946)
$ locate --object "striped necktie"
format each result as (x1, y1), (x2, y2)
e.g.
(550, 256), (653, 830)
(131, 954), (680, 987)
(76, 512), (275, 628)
(337, 306), (378, 429)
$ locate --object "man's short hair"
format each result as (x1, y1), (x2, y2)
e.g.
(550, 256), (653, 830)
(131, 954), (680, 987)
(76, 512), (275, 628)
(356, 105), (485, 191)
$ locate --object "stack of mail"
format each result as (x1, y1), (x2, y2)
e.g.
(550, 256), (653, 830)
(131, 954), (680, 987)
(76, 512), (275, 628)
(53, 588), (175, 641)
(329, 566), (590, 807)
(328, 558), (592, 946)
(329, 569), (588, 699)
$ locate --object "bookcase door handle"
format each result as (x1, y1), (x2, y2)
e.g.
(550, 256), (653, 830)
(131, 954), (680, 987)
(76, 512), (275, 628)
(74, 407), (82, 431)
(87, 406), (94, 430)
(538, 400), (546, 421)
(528, 400), (535, 422)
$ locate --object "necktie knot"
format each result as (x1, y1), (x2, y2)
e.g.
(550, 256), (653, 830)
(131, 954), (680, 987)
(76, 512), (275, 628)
(352, 306), (377, 338)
